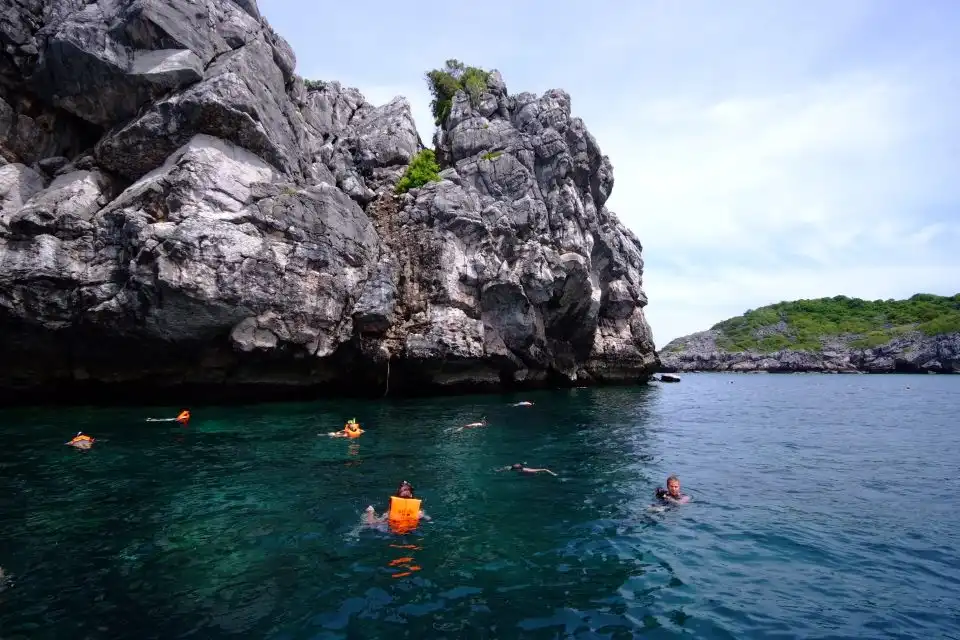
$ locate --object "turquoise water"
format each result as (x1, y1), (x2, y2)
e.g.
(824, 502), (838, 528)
(2, 374), (959, 639)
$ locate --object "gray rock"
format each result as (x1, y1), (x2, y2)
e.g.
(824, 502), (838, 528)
(0, 163), (45, 220)
(230, 0), (260, 19)
(0, 0), (657, 401)
(95, 38), (302, 180)
(37, 156), (69, 173)
(7, 168), (114, 239)
(0, 94), (97, 165)
(31, 3), (209, 126)
(376, 71), (658, 388)
(660, 328), (960, 374)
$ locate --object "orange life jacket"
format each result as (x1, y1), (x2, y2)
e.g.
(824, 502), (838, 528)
(345, 422), (361, 438)
(176, 411), (190, 424)
(388, 496), (421, 534)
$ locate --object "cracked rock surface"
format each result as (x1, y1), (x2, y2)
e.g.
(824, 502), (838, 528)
(0, 0), (657, 402)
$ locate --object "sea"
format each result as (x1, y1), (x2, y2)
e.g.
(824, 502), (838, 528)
(1, 373), (958, 639)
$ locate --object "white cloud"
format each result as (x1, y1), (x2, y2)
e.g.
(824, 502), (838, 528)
(594, 67), (959, 345)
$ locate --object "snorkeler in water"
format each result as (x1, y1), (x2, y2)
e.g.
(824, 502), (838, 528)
(326, 418), (364, 438)
(66, 432), (95, 450)
(454, 417), (487, 432)
(654, 474), (690, 505)
(499, 463), (557, 476)
(146, 410), (190, 425)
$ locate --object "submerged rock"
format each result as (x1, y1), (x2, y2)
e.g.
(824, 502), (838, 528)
(0, 0), (658, 402)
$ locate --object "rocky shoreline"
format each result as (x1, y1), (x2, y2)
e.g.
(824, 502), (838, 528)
(0, 0), (658, 403)
(659, 329), (960, 374)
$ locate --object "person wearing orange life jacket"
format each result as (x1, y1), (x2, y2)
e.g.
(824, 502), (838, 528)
(326, 418), (364, 438)
(146, 409), (190, 425)
(66, 432), (95, 450)
(364, 481), (431, 531)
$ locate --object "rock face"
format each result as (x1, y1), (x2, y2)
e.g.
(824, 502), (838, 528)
(0, 0), (658, 403)
(660, 329), (960, 374)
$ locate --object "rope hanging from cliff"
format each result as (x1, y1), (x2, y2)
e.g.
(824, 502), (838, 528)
(383, 357), (391, 397)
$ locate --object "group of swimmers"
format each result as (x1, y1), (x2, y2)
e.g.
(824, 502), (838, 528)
(65, 410), (190, 450)
(64, 403), (690, 535)
(324, 400), (690, 533)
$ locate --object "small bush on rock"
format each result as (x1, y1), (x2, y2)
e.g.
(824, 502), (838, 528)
(395, 149), (441, 194)
(426, 59), (490, 125)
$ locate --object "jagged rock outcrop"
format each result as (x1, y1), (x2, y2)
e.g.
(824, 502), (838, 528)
(0, 0), (657, 402)
(660, 330), (960, 374)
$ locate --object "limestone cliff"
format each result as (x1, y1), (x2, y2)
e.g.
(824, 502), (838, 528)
(0, 0), (658, 402)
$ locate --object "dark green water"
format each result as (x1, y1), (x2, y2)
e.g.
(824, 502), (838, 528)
(2, 375), (959, 639)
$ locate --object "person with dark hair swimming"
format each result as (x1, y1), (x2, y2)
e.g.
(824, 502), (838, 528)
(364, 481), (431, 533)
(499, 463), (557, 476)
(654, 474), (690, 505)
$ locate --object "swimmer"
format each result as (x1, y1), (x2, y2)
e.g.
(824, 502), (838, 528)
(499, 463), (557, 476)
(654, 474), (690, 505)
(511, 401), (534, 407)
(66, 432), (95, 450)
(146, 409), (190, 425)
(326, 418), (364, 438)
(453, 417), (487, 432)
(364, 480), (431, 525)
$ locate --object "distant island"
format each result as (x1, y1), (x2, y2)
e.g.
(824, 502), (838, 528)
(659, 294), (960, 374)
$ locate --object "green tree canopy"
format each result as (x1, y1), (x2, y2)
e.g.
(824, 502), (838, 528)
(425, 59), (491, 126)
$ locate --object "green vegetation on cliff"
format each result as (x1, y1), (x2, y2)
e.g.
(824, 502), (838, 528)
(426, 59), (491, 125)
(395, 149), (441, 194)
(707, 294), (960, 353)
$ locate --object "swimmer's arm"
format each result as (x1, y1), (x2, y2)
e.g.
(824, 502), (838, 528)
(529, 468), (558, 476)
(419, 510), (431, 521)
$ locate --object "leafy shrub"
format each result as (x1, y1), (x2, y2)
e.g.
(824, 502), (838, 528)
(395, 149), (441, 194)
(425, 59), (491, 125)
(481, 150), (502, 161)
(304, 79), (326, 92)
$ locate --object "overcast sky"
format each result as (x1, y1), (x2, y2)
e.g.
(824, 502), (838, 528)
(259, 0), (960, 346)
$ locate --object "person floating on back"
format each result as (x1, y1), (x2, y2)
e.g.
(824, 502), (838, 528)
(66, 432), (95, 450)
(365, 480), (430, 534)
(499, 463), (557, 476)
(654, 474), (690, 505)
(326, 418), (364, 438)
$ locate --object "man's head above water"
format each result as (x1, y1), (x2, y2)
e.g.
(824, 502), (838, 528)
(666, 475), (681, 497)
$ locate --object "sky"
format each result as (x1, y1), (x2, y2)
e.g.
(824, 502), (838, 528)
(259, 0), (960, 346)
